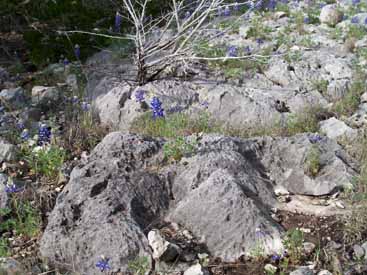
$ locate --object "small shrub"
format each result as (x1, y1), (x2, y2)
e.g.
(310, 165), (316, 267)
(22, 145), (66, 181)
(163, 136), (197, 161)
(311, 79), (329, 94)
(0, 238), (10, 257)
(332, 80), (365, 117)
(283, 228), (304, 264)
(304, 144), (321, 177)
(128, 256), (150, 275)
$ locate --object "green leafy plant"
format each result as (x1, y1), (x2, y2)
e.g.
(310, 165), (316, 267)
(282, 228), (304, 264)
(0, 238), (10, 257)
(128, 256), (150, 275)
(304, 144), (321, 178)
(23, 145), (66, 180)
(311, 79), (329, 94)
(163, 136), (197, 161)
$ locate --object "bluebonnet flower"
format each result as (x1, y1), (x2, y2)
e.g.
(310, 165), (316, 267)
(74, 44), (80, 59)
(244, 46), (251, 54)
(201, 101), (209, 109)
(115, 11), (122, 32)
(364, 17), (367, 25)
(267, 0), (277, 10)
(38, 123), (51, 145)
(234, 2), (239, 11)
(150, 97), (164, 119)
(319, 3), (326, 8)
(224, 6), (231, 16)
(352, 0), (360, 5)
(351, 16), (360, 24)
(81, 101), (91, 112)
(256, 38), (264, 45)
(135, 90), (145, 103)
(309, 134), (322, 143)
(71, 96), (79, 104)
(16, 120), (25, 130)
(255, 228), (267, 238)
(271, 254), (282, 261)
(21, 129), (30, 141)
(280, 0), (288, 4)
(304, 17), (310, 24)
(63, 58), (70, 66)
(5, 179), (22, 193)
(96, 257), (111, 272)
(184, 11), (191, 19)
(227, 46), (238, 57)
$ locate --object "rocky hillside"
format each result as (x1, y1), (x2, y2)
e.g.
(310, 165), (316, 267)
(1, 0), (367, 275)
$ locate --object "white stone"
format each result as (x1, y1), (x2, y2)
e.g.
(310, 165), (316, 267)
(319, 4), (343, 26)
(184, 264), (209, 275)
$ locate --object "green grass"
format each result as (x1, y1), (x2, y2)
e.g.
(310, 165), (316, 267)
(22, 145), (66, 181)
(311, 79), (329, 94)
(304, 144), (321, 177)
(282, 228), (305, 264)
(163, 136), (197, 161)
(332, 79), (365, 117)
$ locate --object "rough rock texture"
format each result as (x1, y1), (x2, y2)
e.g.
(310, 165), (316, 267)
(148, 230), (181, 261)
(184, 264), (209, 275)
(259, 134), (356, 196)
(41, 132), (357, 273)
(290, 267), (313, 275)
(167, 134), (284, 260)
(319, 4), (343, 26)
(0, 258), (25, 275)
(0, 139), (16, 163)
(31, 86), (60, 105)
(40, 133), (166, 275)
(0, 87), (26, 109)
(0, 173), (7, 209)
(320, 117), (357, 140)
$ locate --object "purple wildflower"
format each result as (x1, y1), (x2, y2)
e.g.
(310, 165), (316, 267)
(267, 0), (277, 10)
(115, 11), (122, 32)
(63, 58), (70, 66)
(271, 254), (282, 261)
(352, 0), (360, 5)
(256, 38), (264, 45)
(227, 46), (238, 57)
(135, 90), (145, 103)
(304, 17), (310, 24)
(81, 101), (91, 112)
(21, 129), (30, 141)
(74, 44), (80, 59)
(167, 105), (184, 114)
(201, 101), (209, 109)
(96, 257), (111, 272)
(244, 46), (251, 54)
(224, 6), (231, 16)
(309, 134), (322, 143)
(150, 97), (164, 119)
(351, 16), (359, 24)
(234, 2), (239, 11)
(16, 120), (25, 130)
(71, 96), (79, 104)
(5, 183), (22, 193)
(184, 11), (191, 19)
(364, 17), (367, 25)
(38, 123), (51, 145)
(319, 3), (326, 8)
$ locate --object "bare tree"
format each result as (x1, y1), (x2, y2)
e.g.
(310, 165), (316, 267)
(63, 0), (265, 85)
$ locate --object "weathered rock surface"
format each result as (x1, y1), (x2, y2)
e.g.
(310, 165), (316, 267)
(40, 133), (165, 274)
(319, 4), (344, 26)
(0, 173), (8, 209)
(32, 86), (60, 105)
(259, 134), (356, 196)
(0, 87), (26, 109)
(0, 138), (16, 163)
(320, 117), (357, 140)
(0, 258), (26, 275)
(148, 230), (181, 262)
(184, 264), (209, 275)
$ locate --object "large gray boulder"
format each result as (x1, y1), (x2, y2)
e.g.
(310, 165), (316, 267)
(259, 134), (356, 196)
(40, 133), (166, 274)
(41, 133), (285, 273)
